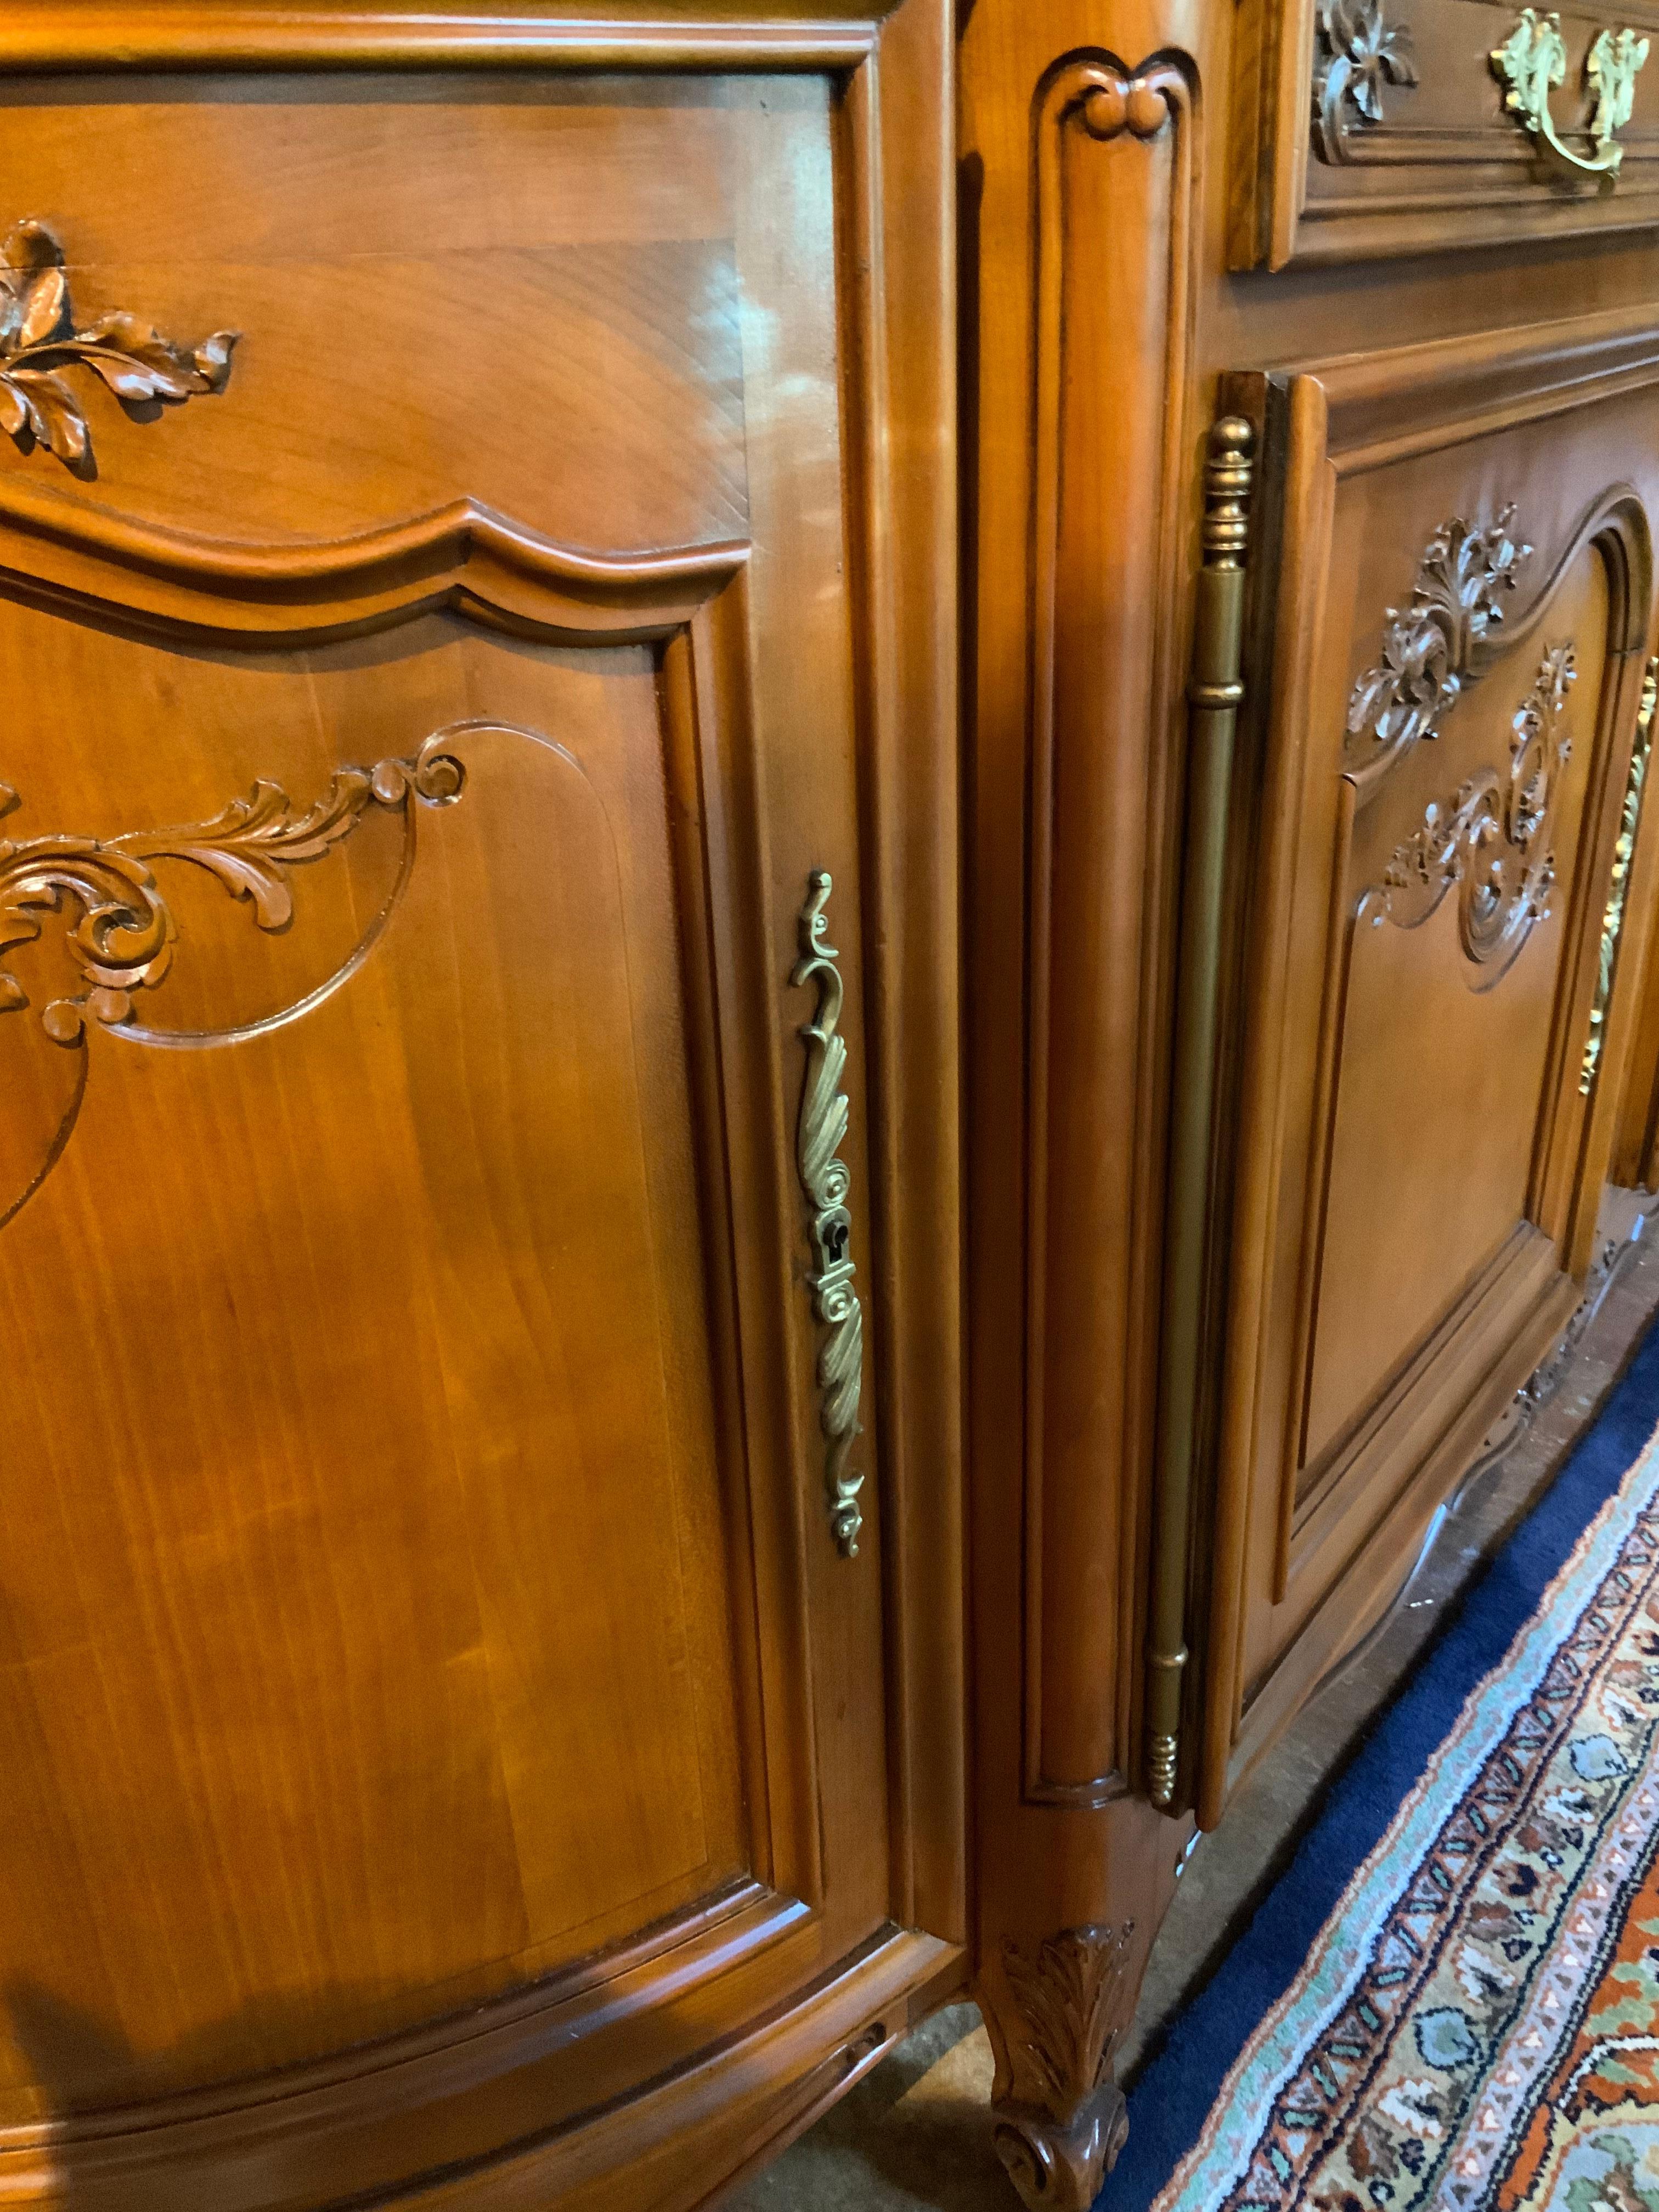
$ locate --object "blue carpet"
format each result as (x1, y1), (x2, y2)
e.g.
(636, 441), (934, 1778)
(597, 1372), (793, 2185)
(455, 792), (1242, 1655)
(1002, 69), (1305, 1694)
(1108, 1308), (1659, 2210)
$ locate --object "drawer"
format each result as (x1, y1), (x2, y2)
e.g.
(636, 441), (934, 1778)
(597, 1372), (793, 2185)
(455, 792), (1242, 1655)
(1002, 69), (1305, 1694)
(1198, 308), (1659, 1816)
(1234, 0), (1659, 265)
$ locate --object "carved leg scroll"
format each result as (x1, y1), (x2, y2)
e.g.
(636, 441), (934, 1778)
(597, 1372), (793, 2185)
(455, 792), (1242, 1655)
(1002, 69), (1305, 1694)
(981, 1924), (1136, 2212)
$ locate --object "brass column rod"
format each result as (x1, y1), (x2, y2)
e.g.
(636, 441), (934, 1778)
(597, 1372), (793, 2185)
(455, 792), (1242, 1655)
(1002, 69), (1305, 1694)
(1146, 413), (1256, 1811)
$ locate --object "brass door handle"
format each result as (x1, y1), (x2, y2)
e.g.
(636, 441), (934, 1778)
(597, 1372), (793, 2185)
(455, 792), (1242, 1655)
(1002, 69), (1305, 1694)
(1492, 9), (1650, 177)
(791, 872), (866, 1556)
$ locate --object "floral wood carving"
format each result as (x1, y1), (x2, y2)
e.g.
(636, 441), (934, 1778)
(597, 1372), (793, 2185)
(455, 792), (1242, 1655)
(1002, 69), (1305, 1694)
(1313, 0), (1419, 162)
(991, 1924), (1137, 2212)
(1359, 644), (1576, 987)
(1582, 655), (1656, 1096)
(1346, 506), (1534, 780)
(0, 737), (462, 1048)
(0, 219), (236, 475)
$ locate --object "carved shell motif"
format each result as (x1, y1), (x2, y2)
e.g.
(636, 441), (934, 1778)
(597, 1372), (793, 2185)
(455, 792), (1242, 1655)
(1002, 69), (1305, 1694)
(0, 218), (236, 473)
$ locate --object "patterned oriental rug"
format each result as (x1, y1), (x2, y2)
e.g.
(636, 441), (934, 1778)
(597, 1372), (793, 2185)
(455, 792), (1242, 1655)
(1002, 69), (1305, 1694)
(1115, 1319), (1659, 2212)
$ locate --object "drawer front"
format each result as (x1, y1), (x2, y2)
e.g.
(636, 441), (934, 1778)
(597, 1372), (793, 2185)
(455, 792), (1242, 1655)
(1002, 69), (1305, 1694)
(0, 16), (961, 2210)
(1234, 0), (1659, 265)
(1199, 318), (1659, 1816)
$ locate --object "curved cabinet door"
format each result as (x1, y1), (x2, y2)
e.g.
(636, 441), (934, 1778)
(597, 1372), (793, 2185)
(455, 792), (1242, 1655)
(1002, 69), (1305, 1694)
(0, 14), (962, 2209)
(1200, 323), (1659, 1822)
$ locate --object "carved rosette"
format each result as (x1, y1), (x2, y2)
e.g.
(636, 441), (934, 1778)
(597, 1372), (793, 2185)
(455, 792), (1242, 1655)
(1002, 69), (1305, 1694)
(1582, 656), (1657, 1096)
(0, 219), (236, 473)
(1360, 644), (1575, 986)
(1346, 506), (1533, 782)
(991, 1925), (1136, 2212)
(791, 873), (866, 1556)
(1313, 0), (1419, 163)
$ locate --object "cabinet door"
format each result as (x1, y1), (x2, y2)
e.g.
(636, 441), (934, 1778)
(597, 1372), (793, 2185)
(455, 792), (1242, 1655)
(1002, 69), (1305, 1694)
(0, 13), (961, 2208)
(1200, 321), (1659, 1821)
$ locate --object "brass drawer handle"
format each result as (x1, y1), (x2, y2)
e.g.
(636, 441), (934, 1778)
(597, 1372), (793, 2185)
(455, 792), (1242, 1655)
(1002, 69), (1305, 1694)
(1492, 9), (1650, 177)
(791, 872), (866, 1557)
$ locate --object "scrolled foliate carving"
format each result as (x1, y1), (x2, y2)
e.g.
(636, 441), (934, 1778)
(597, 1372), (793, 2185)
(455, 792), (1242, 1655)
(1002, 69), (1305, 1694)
(0, 735), (465, 1047)
(990, 1924), (1137, 2212)
(791, 872), (866, 1558)
(1346, 506), (1533, 779)
(0, 219), (236, 473)
(1361, 644), (1576, 986)
(1313, 0), (1419, 163)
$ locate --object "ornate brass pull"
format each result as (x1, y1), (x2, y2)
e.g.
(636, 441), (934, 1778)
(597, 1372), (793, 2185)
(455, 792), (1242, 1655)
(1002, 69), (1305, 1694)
(791, 873), (866, 1556)
(1581, 657), (1658, 1098)
(1492, 10), (1650, 178)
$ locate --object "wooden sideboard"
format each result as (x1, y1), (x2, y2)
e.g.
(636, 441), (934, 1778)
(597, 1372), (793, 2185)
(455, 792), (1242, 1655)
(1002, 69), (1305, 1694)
(3, 1), (1659, 2207)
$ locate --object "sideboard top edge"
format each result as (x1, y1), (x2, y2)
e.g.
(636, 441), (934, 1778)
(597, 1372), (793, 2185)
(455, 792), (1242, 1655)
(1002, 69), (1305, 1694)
(0, 4), (890, 72)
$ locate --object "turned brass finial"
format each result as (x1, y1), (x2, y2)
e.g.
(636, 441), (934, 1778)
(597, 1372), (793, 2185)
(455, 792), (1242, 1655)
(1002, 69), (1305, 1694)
(1200, 416), (1255, 569)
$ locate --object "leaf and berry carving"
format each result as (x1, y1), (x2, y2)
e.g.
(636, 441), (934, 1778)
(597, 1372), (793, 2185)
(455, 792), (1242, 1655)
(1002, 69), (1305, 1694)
(1313, 0), (1419, 162)
(1346, 506), (1534, 781)
(0, 219), (236, 474)
(1360, 644), (1576, 986)
(0, 736), (464, 1047)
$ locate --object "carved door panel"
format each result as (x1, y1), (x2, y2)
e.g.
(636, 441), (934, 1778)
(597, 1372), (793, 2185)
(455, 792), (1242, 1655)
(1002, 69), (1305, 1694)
(1198, 326), (1659, 1822)
(0, 18), (961, 2210)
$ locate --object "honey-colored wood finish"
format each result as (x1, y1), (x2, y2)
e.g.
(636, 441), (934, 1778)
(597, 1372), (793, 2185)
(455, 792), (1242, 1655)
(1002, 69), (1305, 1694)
(0, 7), (963, 2208)
(14, 0), (1659, 2207)
(962, 1), (1659, 2205)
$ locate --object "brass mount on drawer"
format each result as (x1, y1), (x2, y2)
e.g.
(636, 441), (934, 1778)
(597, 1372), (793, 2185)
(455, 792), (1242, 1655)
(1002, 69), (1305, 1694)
(1492, 8), (1650, 178)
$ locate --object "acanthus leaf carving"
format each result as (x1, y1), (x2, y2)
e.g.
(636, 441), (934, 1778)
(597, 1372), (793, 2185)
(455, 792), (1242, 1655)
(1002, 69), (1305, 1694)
(1359, 643), (1575, 986)
(0, 734), (465, 1047)
(1346, 506), (1533, 779)
(0, 219), (236, 475)
(990, 1924), (1137, 2212)
(1313, 0), (1420, 163)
